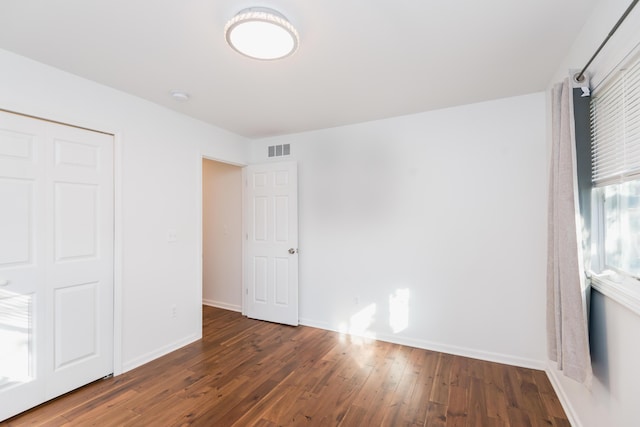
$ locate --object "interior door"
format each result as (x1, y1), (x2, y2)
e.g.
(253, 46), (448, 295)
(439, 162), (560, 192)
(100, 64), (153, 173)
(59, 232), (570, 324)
(0, 111), (114, 421)
(244, 162), (298, 326)
(0, 112), (47, 419)
(44, 122), (114, 398)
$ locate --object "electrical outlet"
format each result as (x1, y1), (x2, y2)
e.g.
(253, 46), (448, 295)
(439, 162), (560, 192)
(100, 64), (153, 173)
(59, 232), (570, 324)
(171, 305), (177, 318)
(167, 229), (177, 242)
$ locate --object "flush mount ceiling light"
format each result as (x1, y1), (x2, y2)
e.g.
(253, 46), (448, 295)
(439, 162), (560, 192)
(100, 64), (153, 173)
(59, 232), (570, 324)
(224, 7), (299, 60)
(170, 90), (190, 102)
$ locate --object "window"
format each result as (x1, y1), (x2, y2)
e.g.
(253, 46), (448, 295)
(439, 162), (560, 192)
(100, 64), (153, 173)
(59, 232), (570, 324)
(602, 181), (640, 277)
(590, 52), (640, 304)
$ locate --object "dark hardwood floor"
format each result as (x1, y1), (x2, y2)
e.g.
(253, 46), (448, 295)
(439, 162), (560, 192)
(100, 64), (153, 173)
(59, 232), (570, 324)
(2, 306), (570, 426)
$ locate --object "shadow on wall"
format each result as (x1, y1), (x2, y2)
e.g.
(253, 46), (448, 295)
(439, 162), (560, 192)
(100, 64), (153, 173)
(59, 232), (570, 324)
(589, 291), (610, 391)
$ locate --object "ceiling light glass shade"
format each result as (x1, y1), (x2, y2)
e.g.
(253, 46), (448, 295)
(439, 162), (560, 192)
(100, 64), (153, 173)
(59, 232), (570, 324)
(224, 8), (299, 60)
(169, 90), (190, 102)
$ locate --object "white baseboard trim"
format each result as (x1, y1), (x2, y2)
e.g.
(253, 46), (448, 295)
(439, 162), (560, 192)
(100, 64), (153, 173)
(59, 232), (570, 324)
(122, 332), (200, 373)
(298, 317), (331, 330)
(298, 317), (544, 370)
(382, 333), (546, 370)
(122, 314), (544, 383)
(203, 299), (241, 312)
(546, 364), (582, 427)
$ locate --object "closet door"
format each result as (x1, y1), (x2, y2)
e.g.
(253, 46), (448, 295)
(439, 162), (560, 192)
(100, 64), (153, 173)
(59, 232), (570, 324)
(0, 111), (114, 421)
(0, 111), (47, 420)
(44, 121), (114, 397)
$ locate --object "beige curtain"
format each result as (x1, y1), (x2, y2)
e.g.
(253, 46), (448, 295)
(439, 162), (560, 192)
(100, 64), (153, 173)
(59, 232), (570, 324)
(546, 77), (593, 384)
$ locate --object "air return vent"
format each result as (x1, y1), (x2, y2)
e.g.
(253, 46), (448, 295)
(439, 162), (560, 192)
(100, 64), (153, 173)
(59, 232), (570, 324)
(268, 144), (290, 157)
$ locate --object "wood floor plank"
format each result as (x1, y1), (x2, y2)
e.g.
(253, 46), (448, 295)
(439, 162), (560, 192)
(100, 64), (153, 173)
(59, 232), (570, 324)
(380, 357), (420, 426)
(234, 385), (301, 426)
(430, 353), (454, 405)
(402, 350), (440, 425)
(446, 385), (469, 427)
(425, 401), (448, 427)
(1, 306), (570, 427)
(337, 405), (368, 426)
(484, 364), (510, 425)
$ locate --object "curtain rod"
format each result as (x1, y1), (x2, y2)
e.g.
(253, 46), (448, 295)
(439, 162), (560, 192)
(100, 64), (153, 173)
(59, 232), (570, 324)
(575, 0), (639, 83)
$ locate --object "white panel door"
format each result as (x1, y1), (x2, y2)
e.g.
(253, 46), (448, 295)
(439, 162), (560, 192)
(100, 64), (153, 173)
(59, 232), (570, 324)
(244, 162), (298, 326)
(0, 113), (47, 419)
(0, 111), (114, 421)
(45, 123), (113, 398)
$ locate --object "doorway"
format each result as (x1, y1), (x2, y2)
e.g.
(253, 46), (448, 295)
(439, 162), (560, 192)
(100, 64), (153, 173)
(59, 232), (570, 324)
(201, 159), (243, 312)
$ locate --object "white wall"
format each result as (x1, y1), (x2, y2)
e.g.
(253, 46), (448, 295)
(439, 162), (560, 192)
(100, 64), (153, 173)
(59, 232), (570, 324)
(250, 92), (548, 368)
(202, 159), (242, 311)
(552, 291), (640, 427)
(0, 49), (250, 372)
(546, 1), (640, 426)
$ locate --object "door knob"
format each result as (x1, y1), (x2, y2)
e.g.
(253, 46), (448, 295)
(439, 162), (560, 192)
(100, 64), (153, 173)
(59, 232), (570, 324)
(0, 279), (9, 286)
(288, 248), (297, 254)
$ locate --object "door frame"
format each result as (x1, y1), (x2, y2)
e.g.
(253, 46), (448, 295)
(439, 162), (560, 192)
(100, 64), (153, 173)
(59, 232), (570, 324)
(197, 154), (247, 321)
(0, 107), (124, 376)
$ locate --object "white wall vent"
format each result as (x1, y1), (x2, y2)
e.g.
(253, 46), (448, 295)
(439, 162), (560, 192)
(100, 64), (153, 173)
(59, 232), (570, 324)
(268, 144), (290, 157)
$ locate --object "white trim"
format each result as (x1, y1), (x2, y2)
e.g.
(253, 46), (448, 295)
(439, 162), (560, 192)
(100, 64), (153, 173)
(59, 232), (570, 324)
(546, 364), (583, 427)
(591, 276), (640, 316)
(241, 166), (248, 316)
(121, 333), (200, 373)
(200, 154), (247, 168)
(298, 317), (331, 330)
(112, 131), (124, 376)
(196, 153), (204, 347)
(203, 299), (242, 312)
(299, 318), (545, 370)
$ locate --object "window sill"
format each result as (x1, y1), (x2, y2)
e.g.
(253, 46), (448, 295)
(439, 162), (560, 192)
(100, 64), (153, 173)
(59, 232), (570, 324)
(590, 275), (640, 316)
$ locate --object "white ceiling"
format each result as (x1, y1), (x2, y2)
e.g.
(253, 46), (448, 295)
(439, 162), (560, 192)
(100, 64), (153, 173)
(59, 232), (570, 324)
(0, 0), (597, 139)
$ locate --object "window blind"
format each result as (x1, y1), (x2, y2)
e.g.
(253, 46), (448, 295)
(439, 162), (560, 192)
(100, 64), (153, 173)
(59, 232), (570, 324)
(590, 54), (640, 186)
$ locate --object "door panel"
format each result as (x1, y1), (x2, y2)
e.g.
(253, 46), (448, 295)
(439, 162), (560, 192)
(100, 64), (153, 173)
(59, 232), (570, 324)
(0, 110), (113, 421)
(0, 127), (36, 160)
(0, 179), (34, 266)
(54, 138), (99, 169)
(274, 257), (289, 305)
(0, 178), (36, 386)
(45, 123), (113, 399)
(275, 196), (289, 241)
(0, 113), (47, 419)
(54, 282), (98, 369)
(245, 162), (298, 326)
(54, 182), (99, 261)
(254, 196), (268, 241)
(0, 290), (40, 418)
(253, 256), (268, 303)
(0, 292), (35, 387)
